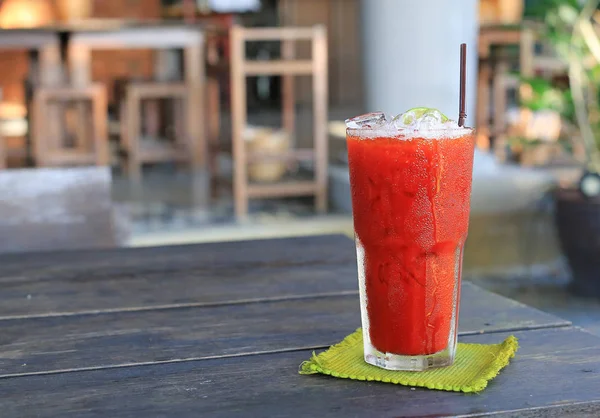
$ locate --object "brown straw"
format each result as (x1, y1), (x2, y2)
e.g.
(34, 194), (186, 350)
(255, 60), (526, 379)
(458, 43), (467, 127)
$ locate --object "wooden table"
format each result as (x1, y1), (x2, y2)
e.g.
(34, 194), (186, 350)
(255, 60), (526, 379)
(1, 235), (600, 417)
(0, 29), (63, 87)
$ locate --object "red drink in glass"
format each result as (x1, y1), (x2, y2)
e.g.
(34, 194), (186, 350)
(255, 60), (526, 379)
(347, 116), (475, 371)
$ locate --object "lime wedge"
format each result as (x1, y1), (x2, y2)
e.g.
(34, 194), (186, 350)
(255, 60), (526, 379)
(396, 107), (449, 125)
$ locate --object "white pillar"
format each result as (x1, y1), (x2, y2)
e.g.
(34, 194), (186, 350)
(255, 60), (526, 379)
(361, 0), (479, 126)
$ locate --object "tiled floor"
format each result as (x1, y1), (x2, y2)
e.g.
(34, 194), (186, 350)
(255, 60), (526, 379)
(111, 164), (332, 236)
(110, 104), (357, 235)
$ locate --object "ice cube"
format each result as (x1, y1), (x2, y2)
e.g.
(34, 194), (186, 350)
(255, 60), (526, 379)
(422, 109), (445, 123)
(419, 111), (445, 129)
(392, 108), (449, 130)
(345, 112), (387, 129)
(392, 110), (418, 129)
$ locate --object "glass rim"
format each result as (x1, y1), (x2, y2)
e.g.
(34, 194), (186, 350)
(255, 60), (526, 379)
(346, 126), (475, 136)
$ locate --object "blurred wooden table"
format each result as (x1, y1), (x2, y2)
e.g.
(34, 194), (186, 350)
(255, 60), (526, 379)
(0, 28), (63, 87)
(1, 235), (600, 417)
(0, 22), (207, 170)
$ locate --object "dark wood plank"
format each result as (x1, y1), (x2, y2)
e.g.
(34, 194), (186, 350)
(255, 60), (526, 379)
(2, 327), (599, 418)
(0, 234), (357, 317)
(0, 263), (359, 319)
(459, 282), (570, 333)
(0, 283), (569, 377)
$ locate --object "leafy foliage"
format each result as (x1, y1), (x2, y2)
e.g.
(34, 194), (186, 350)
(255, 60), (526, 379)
(515, 0), (600, 153)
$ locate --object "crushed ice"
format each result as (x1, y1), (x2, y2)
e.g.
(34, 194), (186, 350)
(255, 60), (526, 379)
(393, 108), (455, 130)
(346, 108), (467, 139)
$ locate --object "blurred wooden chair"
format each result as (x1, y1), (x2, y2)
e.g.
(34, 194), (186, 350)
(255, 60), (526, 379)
(0, 166), (129, 254)
(68, 26), (206, 182)
(118, 81), (188, 181)
(227, 25), (329, 220)
(31, 84), (109, 167)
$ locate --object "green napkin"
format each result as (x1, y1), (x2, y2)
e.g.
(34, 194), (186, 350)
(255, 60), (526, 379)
(300, 329), (518, 393)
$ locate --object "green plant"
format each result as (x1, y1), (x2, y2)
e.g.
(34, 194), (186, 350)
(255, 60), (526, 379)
(568, 0), (600, 171)
(518, 76), (573, 115)
(508, 74), (575, 156)
(525, 0), (580, 20)
(512, 0), (600, 170)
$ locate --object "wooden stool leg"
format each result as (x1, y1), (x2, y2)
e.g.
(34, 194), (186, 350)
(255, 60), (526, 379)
(119, 100), (128, 174)
(126, 90), (142, 183)
(173, 97), (189, 173)
(281, 41), (295, 136)
(493, 60), (509, 161)
(0, 87), (4, 169)
(281, 39), (297, 174)
(477, 60), (492, 151)
(163, 96), (185, 173)
(93, 87), (109, 166)
(31, 92), (46, 167)
(184, 42), (206, 171)
(231, 26), (249, 220)
(144, 99), (161, 140)
(172, 97), (186, 149)
(207, 77), (221, 199)
(0, 131), (4, 170)
(313, 26), (328, 214)
(75, 102), (90, 153)
(46, 102), (64, 160)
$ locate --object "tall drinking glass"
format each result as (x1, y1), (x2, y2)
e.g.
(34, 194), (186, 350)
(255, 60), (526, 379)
(346, 113), (475, 371)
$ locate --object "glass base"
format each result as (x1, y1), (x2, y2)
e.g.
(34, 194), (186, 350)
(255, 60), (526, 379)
(364, 340), (456, 371)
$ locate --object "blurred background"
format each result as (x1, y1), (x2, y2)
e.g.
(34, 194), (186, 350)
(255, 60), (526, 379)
(0, 0), (599, 333)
